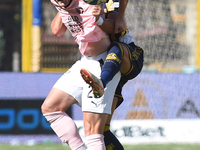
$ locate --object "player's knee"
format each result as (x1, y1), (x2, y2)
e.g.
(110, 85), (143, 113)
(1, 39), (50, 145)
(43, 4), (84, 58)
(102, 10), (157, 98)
(41, 101), (48, 114)
(84, 124), (92, 136)
(41, 98), (54, 114)
(105, 42), (124, 66)
(84, 123), (101, 136)
(84, 119), (96, 136)
(84, 121), (105, 136)
(108, 42), (124, 56)
(108, 42), (123, 50)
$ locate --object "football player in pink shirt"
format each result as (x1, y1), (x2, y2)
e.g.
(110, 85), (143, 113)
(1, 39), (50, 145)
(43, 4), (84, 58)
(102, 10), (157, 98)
(42, 0), (121, 150)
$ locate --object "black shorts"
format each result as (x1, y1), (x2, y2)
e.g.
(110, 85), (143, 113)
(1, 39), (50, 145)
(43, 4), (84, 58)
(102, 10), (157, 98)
(114, 42), (144, 108)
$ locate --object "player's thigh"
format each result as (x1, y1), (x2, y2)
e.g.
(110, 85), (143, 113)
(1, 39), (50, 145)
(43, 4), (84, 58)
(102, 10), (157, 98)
(41, 88), (77, 114)
(83, 112), (109, 136)
(120, 43), (131, 74)
(42, 59), (85, 114)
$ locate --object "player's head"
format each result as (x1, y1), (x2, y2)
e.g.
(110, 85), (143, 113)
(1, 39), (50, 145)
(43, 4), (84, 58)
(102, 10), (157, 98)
(54, 0), (72, 8)
(83, 0), (109, 5)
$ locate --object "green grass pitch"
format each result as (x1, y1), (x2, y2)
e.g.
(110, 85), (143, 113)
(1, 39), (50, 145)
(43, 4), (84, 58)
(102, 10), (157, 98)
(0, 144), (200, 150)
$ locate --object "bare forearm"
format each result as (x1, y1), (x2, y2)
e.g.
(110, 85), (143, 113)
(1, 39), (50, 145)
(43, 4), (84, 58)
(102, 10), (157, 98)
(113, 0), (128, 33)
(99, 18), (115, 34)
(99, 0), (129, 34)
(51, 12), (67, 37)
(118, 0), (128, 17)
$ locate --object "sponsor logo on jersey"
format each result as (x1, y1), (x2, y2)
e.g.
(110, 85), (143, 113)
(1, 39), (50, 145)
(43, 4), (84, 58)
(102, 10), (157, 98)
(106, 53), (121, 63)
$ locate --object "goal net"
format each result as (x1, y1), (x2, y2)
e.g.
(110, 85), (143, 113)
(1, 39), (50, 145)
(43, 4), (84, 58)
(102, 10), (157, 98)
(125, 0), (198, 72)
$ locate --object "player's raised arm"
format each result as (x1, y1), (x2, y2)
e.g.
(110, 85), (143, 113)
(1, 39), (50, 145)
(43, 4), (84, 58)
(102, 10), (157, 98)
(92, 0), (129, 35)
(51, 12), (67, 37)
(92, 5), (115, 34)
(114, 0), (128, 34)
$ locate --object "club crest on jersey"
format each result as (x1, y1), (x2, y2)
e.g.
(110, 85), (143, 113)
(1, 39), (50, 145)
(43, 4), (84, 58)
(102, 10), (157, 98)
(106, 53), (121, 63)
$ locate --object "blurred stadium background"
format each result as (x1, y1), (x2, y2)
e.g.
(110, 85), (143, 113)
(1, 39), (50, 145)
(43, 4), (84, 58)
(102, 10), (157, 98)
(0, 0), (200, 148)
